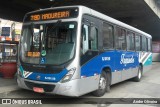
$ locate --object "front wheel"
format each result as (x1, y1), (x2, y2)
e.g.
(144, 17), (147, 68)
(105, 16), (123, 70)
(92, 71), (110, 97)
(133, 65), (143, 82)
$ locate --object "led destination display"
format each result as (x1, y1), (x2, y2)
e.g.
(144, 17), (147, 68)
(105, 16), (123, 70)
(24, 8), (78, 22)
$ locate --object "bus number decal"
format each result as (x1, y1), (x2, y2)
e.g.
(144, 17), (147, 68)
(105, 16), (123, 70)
(102, 57), (111, 61)
(45, 76), (56, 81)
(31, 15), (40, 21)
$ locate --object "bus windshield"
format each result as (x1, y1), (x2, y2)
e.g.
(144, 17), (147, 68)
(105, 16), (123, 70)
(20, 22), (77, 65)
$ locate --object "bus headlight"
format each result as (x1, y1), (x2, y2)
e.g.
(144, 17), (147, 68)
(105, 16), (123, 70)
(61, 68), (76, 83)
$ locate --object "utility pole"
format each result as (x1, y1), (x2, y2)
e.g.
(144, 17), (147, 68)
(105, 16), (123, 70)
(11, 22), (15, 41)
(0, 20), (1, 36)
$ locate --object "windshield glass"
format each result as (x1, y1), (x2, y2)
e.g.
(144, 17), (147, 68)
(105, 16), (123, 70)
(20, 22), (77, 65)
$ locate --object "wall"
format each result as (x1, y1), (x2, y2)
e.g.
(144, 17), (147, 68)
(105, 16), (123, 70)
(152, 41), (160, 62)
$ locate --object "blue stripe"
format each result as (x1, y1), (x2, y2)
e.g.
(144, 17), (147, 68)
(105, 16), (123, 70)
(81, 50), (139, 77)
(19, 65), (68, 82)
(27, 69), (68, 82)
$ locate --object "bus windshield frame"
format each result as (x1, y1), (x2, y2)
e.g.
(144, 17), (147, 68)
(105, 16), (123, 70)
(19, 21), (77, 66)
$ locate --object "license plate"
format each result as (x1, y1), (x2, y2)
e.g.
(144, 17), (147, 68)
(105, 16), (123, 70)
(33, 87), (44, 93)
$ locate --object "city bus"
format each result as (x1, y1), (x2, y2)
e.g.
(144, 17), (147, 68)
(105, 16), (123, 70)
(17, 5), (152, 97)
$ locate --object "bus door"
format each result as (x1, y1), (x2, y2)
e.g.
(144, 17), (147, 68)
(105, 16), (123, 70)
(80, 18), (99, 66)
(79, 17), (100, 94)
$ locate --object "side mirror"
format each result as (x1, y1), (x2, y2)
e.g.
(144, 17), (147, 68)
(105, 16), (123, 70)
(89, 26), (96, 41)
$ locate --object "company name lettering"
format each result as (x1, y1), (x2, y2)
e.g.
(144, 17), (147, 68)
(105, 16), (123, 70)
(120, 54), (134, 65)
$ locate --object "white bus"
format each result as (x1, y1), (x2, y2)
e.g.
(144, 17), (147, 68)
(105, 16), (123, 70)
(17, 5), (152, 97)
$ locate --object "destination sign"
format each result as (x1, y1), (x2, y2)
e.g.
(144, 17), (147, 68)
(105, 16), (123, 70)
(24, 8), (78, 22)
(31, 11), (70, 21)
(26, 52), (40, 57)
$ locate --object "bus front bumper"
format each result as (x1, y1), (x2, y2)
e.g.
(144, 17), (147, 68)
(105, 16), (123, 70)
(17, 75), (81, 97)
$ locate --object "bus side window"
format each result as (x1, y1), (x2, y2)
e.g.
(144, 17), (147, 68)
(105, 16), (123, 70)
(135, 34), (141, 51)
(126, 31), (135, 51)
(81, 24), (89, 54)
(115, 27), (126, 50)
(142, 36), (147, 51)
(103, 23), (114, 49)
(91, 28), (98, 50)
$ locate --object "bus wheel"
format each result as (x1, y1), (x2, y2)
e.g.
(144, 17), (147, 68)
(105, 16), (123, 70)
(133, 65), (143, 82)
(92, 71), (110, 97)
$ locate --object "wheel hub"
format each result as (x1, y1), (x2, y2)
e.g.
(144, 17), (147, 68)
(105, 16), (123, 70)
(138, 70), (142, 79)
(99, 77), (106, 89)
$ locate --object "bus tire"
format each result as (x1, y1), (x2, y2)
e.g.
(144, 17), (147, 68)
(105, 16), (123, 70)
(105, 72), (111, 92)
(92, 71), (110, 97)
(133, 65), (143, 82)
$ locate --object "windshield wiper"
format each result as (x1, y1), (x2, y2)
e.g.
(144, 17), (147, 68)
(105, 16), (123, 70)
(40, 20), (61, 53)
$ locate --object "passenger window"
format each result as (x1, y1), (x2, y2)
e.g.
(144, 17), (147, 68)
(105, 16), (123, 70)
(142, 36), (147, 51)
(103, 23), (114, 49)
(91, 28), (98, 50)
(135, 34), (141, 51)
(127, 31), (135, 51)
(115, 27), (126, 50)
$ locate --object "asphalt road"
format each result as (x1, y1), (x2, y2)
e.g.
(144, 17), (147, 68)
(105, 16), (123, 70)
(1, 62), (160, 107)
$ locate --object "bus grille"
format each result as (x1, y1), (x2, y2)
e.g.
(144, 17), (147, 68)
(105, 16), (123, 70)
(24, 81), (55, 92)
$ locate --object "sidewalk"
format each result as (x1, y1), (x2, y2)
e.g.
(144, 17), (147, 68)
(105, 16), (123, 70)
(0, 77), (20, 97)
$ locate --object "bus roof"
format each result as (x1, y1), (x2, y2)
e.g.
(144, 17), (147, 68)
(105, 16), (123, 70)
(26, 5), (152, 38)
